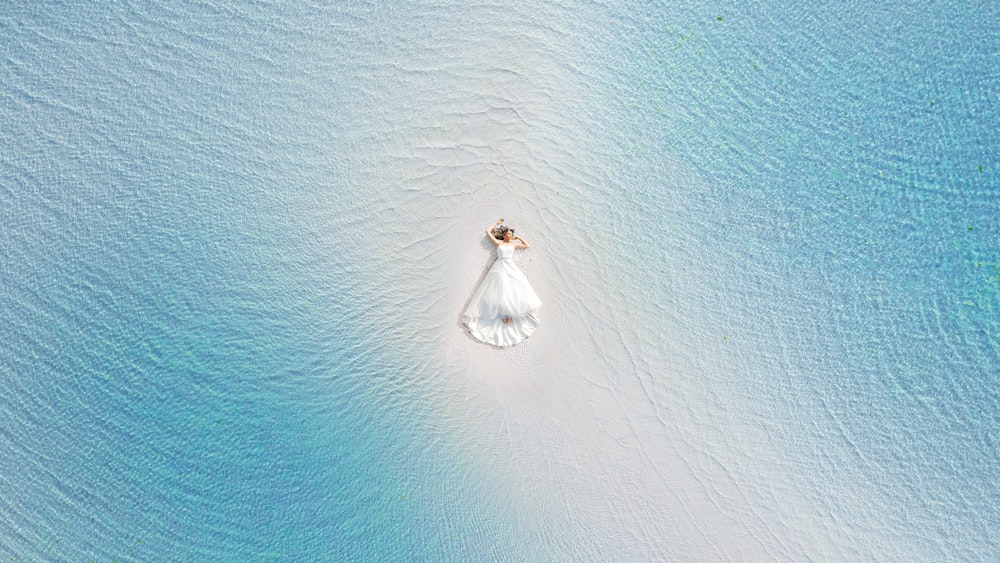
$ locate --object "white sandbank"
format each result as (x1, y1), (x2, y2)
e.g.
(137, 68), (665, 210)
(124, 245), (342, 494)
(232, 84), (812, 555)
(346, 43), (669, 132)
(319, 6), (866, 555)
(429, 206), (780, 559)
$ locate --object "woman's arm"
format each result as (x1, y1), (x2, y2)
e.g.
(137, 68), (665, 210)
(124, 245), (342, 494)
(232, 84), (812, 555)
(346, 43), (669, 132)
(513, 236), (529, 249)
(486, 218), (504, 245)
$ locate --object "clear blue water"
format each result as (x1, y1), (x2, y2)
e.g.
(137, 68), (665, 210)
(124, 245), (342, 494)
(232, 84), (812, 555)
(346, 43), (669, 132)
(1, 1), (997, 560)
(613, 4), (1000, 558)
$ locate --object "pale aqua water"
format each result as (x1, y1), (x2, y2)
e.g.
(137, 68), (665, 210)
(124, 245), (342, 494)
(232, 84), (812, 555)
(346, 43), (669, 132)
(1, 1), (997, 560)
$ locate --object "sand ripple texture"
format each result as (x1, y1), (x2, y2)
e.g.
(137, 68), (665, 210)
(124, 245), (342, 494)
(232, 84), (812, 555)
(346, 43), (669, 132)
(1, 0), (998, 560)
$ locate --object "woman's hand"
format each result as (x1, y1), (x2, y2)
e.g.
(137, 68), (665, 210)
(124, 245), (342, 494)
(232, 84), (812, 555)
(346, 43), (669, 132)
(497, 217), (504, 223)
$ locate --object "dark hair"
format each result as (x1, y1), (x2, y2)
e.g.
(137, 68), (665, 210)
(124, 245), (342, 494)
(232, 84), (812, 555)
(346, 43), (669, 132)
(491, 225), (514, 241)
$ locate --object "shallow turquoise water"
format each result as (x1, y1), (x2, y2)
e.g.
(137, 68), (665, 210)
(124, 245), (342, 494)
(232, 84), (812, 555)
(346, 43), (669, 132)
(1, 1), (997, 560)
(610, 4), (999, 557)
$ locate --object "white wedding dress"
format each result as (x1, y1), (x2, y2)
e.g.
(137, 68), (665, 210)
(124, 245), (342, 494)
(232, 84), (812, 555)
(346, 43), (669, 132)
(463, 243), (542, 347)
